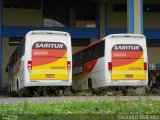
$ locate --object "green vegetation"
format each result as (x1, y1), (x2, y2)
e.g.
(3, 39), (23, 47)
(0, 99), (160, 120)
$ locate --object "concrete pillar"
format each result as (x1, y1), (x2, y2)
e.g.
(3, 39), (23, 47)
(100, 0), (105, 38)
(127, 0), (143, 34)
(0, 0), (2, 95)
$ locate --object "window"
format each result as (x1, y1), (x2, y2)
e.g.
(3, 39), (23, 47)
(3, 0), (41, 9)
(147, 40), (160, 47)
(92, 45), (99, 59)
(10, 39), (25, 67)
(43, 1), (69, 27)
(99, 41), (105, 57)
(73, 40), (105, 67)
(43, 0), (96, 27)
(72, 39), (90, 46)
(113, 3), (160, 12)
(9, 37), (22, 45)
(113, 4), (127, 12)
(85, 48), (92, 62)
(144, 4), (160, 12)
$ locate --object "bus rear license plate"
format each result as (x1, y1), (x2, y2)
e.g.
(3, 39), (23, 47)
(125, 74), (133, 78)
(45, 74), (54, 78)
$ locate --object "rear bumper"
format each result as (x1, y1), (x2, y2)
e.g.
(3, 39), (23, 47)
(105, 80), (148, 86)
(24, 80), (72, 87)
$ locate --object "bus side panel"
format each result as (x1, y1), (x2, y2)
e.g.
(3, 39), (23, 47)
(73, 58), (105, 90)
(91, 58), (105, 88)
(17, 59), (25, 89)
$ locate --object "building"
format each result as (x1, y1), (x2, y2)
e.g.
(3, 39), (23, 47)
(0, 0), (160, 94)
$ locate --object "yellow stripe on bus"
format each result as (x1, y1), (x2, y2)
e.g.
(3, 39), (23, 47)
(112, 58), (144, 70)
(30, 74), (69, 80)
(30, 53), (69, 80)
(111, 70), (146, 80)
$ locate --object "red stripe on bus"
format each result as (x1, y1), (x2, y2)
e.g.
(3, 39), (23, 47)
(112, 58), (141, 67)
(32, 49), (67, 66)
(32, 49), (66, 57)
(112, 51), (143, 59)
(84, 59), (98, 73)
(16, 59), (21, 74)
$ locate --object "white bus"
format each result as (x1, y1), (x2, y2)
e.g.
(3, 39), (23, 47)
(6, 30), (72, 95)
(72, 34), (148, 91)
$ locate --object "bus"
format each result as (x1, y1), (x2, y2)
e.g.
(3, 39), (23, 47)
(72, 34), (148, 92)
(6, 30), (72, 95)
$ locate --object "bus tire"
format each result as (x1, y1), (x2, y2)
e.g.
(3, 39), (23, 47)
(63, 87), (71, 95)
(17, 79), (19, 90)
(88, 78), (92, 91)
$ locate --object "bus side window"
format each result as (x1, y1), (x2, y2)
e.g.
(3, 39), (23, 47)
(74, 55), (77, 67)
(79, 52), (83, 65)
(99, 41), (104, 58)
(85, 49), (89, 62)
(83, 52), (85, 64)
(91, 46), (95, 59)
(73, 56), (75, 67)
(76, 54), (80, 66)
(21, 39), (25, 55)
(89, 48), (92, 61)
(84, 50), (87, 62)
(86, 48), (92, 62)
(6, 63), (10, 73)
(95, 45), (99, 59)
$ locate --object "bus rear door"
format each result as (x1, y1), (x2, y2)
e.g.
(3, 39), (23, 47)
(29, 33), (70, 81)
(110, 39), (147, 81)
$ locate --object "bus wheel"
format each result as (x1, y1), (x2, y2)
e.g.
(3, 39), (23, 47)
(88, 78), (92, 91)
(17, 79), (19, 90)
(63, 87), (71, 96)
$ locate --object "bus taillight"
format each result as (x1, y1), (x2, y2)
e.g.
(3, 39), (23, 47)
(67, 61), (71, 71)
(108, 62), (112, 70)
(28, 61), (32, 70)
(144, 62), (147, 70)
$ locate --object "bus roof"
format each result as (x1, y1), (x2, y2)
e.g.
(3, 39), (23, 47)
(26, 30), (70, 36)
(105, 34), (145, 39)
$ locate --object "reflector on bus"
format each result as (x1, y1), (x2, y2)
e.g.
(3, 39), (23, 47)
(67, 61), (71, 71)
(108, 62), (112, 71)
(144, 62), (147, 70)
(28, 61), (32, 70)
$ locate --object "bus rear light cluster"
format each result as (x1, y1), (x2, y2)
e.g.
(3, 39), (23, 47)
(67, 61), (71, 71)
(108, 62), (112, 71)
(144, 62), (147, 70)
(28, 61), (32, 70)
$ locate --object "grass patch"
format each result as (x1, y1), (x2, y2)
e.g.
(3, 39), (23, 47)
(0, 99), (160, 119)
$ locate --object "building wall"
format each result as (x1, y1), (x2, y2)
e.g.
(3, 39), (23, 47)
(106, 0), (127, 28)
(2, 8), (43, 88)
(2, 38), (17, 88)
(3, 2), (160, 29)
(144, 13), (160, 29)
(147, 47), (160, 63)
(3, 8), (43, 26)
(107, 0), (160, 29)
